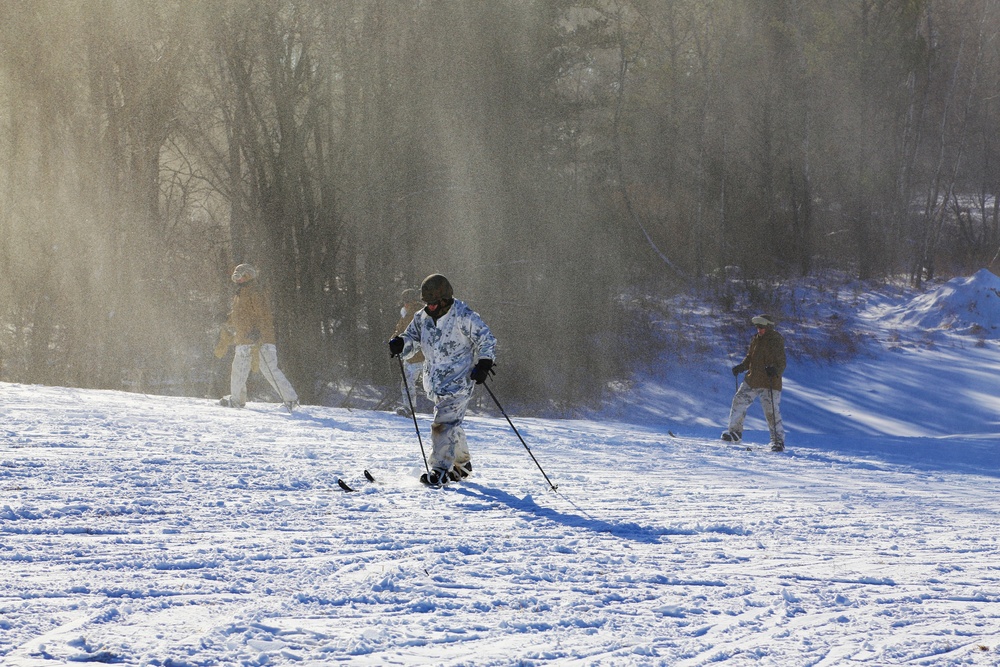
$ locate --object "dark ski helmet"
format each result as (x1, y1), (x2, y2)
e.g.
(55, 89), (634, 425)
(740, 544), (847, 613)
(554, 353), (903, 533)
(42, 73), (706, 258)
(420, 274), (453, 304)
(751, 314), (776, 328)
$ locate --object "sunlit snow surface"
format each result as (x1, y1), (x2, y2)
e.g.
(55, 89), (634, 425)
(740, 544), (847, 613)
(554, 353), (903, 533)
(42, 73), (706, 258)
(3, 271), (1000, 665)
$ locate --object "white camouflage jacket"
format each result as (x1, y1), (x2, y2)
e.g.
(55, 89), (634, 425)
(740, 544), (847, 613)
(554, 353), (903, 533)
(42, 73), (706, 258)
(400, 299), (497, 401)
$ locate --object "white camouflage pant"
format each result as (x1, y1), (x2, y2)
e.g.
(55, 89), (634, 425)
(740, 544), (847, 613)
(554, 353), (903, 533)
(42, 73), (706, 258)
(429, 392), (472, 475)
(727, 382), (784, 445)
(231, 344), (298, 407)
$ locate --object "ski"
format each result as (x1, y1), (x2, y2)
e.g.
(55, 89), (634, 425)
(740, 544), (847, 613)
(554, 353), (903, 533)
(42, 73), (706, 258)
(341, 468), (464, 489)
(725, 443), (787, 453)
(338, 470), (376, 492)
(722, 441), (760, 452)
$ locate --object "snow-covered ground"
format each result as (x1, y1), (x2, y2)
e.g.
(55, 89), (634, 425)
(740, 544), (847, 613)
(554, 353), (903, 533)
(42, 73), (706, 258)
(3, 271), (1000, 666)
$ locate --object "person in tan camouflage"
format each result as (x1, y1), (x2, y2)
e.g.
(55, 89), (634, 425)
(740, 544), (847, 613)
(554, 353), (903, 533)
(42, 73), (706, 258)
(722, 314), (787, 451)
(216, 263), (298, 411)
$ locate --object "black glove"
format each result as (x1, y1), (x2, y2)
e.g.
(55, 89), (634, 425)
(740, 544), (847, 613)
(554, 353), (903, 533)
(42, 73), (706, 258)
(388, 336), (405, 358)
(765, 365), (777, 378)
(731, 365), (742, 377)
(470, 358), (494, 384)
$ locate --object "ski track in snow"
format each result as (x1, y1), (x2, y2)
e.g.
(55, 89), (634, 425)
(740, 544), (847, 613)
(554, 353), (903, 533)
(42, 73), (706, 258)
(2, 383), (1000, 666)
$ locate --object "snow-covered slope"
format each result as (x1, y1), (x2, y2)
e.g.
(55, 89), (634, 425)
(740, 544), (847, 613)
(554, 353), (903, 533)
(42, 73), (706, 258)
(612, 270), (1000, 442)
(876, 268), (1000, 336)
(3, 272), (1000, 666)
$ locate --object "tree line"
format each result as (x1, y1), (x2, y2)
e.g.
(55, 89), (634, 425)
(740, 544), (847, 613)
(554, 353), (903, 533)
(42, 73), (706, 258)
(0, 0), (996, 408)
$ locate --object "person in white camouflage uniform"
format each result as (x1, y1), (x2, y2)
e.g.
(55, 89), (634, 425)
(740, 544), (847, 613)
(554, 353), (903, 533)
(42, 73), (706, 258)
(389, 274), (497, 485)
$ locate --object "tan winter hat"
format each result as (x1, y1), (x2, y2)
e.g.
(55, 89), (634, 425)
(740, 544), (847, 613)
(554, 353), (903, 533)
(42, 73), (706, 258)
(751, 314), (776, 327)
(231, 263), (258, 283)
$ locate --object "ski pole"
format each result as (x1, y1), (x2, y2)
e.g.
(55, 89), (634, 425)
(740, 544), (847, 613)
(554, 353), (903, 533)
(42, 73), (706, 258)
(481, 380), (558, 492)
(729, 352), (739, 393)
(766, 383), (778, 444)
(397, 355), (431, 478)
(258, 345), (293, 412)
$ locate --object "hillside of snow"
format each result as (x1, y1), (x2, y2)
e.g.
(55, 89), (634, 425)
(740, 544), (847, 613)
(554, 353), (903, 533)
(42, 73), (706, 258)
(2, 271), (1000, 665)
(610, 270), (1000, 440)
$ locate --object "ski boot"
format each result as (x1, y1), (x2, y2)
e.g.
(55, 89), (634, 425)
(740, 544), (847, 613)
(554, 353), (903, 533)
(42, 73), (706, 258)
(419, 469), (448, 486)
(451, 461), (473, 480)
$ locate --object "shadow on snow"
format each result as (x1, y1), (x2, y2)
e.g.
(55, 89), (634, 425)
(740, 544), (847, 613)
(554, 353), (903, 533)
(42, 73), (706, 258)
(454, 482), (747, 544)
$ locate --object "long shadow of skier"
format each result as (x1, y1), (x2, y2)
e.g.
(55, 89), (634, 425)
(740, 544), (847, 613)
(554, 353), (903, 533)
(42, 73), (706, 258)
(454, 482), (693, 544)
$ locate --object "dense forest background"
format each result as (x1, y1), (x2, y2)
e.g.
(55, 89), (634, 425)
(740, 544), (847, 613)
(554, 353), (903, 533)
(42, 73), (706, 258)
(0, 0), (998, 409)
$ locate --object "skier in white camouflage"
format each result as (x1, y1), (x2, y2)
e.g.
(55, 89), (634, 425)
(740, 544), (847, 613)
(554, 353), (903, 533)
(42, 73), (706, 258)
(389, 274), (497, 485)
